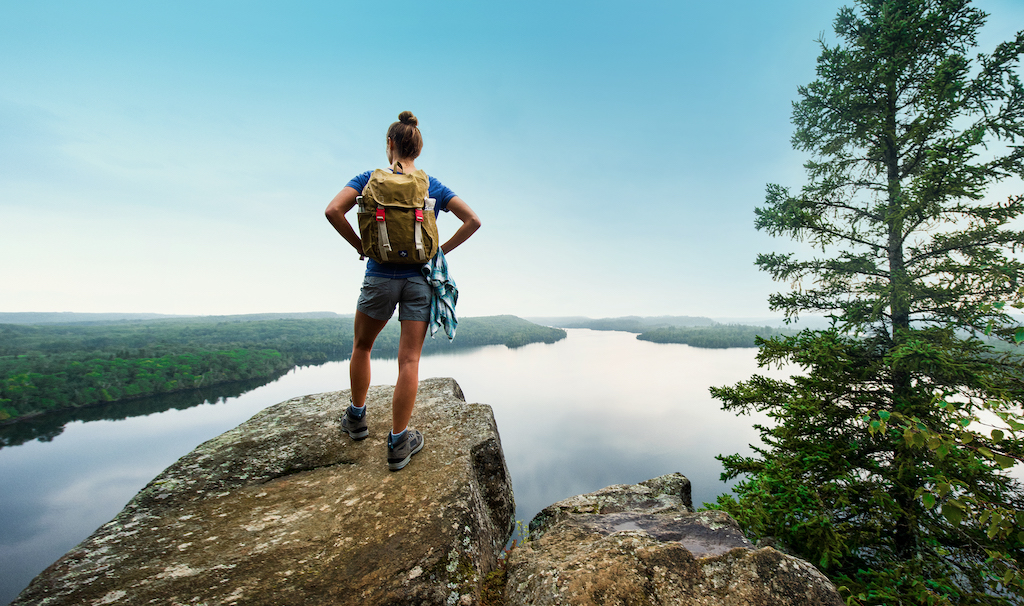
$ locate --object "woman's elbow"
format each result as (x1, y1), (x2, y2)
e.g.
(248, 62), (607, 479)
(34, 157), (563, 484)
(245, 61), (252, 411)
(325, 205), (342, 223)
(465, 213), (482, 232)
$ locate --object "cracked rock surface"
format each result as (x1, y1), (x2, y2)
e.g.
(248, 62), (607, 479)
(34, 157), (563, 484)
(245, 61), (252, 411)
(505, 474), (842, 606)
(13, 377), (514, 606)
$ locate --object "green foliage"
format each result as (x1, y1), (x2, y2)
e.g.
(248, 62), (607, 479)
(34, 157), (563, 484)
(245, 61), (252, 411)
(0, 315), (565, 422)
(536, 315), (715, 333)
(0, 374), (282, 449)
(637, 325), (794, 348)
(0, 349), (294, 418)
(0, 317), (355, 360)
(713, 331), (1024, 603)
(533, 316), (786, 348)
(710, 1), (1024, 603)
(422, 315), (566, 351)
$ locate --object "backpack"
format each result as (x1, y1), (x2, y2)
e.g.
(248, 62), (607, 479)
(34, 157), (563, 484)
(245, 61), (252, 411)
(356, 167), (439, 264)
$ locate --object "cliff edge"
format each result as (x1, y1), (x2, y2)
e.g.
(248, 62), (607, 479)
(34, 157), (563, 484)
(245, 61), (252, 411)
(13, 377), (843, 606)
(12, 377), (514, 606)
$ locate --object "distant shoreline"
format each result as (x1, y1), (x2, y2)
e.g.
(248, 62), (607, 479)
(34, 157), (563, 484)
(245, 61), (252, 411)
(0, 311), (349, 325)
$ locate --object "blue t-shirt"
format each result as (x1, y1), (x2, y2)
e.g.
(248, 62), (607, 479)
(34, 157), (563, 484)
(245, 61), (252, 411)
(346, 170), (457, 278)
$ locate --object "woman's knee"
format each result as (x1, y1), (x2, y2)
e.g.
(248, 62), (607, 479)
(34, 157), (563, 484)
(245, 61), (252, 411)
(396, 353), (421, 370)
(352, 337), (376, 355)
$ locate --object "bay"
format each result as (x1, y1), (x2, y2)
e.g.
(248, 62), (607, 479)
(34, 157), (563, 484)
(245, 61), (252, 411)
(0, 328), (789, 604)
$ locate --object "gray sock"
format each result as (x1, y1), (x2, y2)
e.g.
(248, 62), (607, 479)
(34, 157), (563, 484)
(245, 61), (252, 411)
(389, 429), (407, 446)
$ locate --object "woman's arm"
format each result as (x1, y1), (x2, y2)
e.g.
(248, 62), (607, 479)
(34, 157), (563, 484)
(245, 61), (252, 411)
(325, 186), (364, 257)
(441, 196), (482, 255)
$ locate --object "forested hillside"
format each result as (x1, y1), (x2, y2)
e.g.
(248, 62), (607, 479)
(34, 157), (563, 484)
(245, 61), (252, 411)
(529, 315), (792, 347)
(636, 325), (793, 348)
(530, 315), (715, 332)
(0, 315), (565, 422)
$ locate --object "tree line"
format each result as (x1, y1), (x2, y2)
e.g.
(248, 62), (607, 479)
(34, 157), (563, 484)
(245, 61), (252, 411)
(0, 374), (283, 450)
(0, 315), (565, 422)
(636, 325), (793, 348)
(534, 315), (716, 332)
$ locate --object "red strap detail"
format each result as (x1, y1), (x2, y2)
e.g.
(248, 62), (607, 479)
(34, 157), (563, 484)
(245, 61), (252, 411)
(375, 208), (386, 222)
(415, 209), (424, 222)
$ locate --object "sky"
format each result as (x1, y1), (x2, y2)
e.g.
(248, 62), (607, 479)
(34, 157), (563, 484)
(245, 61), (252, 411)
(2, 0), (1023, 320)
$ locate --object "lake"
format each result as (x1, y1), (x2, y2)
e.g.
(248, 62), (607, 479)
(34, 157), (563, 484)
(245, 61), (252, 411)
(0, 328), (790, 604)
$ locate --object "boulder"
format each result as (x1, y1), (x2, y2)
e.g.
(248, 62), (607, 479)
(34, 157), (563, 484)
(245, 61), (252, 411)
(13, 377), (514, 606)
(504, 474), (843, 606)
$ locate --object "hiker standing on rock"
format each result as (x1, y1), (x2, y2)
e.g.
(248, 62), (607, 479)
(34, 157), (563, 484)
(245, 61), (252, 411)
(325, 111), (481, 471)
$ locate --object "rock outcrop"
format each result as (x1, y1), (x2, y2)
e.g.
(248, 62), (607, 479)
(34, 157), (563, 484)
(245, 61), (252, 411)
(15, 378), (844, 606)
(13, 377), (514, 606)
(504, 474), (843, 606)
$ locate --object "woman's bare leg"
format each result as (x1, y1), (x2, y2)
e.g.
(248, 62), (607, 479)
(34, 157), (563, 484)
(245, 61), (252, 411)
(392, 319), (428, 434)
(350, 311), (388, 407)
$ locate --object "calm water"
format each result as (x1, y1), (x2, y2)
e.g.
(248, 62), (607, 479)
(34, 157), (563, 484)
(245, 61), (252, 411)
(0, 329), (790, 604)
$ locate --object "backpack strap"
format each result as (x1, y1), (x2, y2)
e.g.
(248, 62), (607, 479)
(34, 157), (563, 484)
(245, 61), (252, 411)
(412, 197), (436, 261)
(413, 209), (425, 261)
(376, 206), (392, 260)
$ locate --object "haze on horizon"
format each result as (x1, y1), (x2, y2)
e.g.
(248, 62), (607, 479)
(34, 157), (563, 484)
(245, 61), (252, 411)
(3, 1), (1022, 320)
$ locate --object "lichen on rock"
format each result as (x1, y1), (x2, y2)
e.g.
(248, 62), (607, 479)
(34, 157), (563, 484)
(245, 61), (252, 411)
(12, 377), (514, 606)
(505, 474), (843, 606)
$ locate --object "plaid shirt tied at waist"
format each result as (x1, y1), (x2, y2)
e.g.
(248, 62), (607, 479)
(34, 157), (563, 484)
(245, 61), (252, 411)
(421, 249), (458, 341)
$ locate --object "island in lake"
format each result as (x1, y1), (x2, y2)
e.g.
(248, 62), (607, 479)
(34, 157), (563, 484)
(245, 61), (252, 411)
(530, 315), (796, 348)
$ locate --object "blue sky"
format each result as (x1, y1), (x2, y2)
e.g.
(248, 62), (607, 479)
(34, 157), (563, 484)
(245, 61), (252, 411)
(2, 0), (1023, 319)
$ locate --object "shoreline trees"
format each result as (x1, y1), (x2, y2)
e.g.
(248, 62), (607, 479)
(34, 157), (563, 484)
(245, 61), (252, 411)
(0, 315), (566, 422)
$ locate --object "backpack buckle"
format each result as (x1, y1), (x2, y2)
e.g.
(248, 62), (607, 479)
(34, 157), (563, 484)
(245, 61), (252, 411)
(376, 208), (386, 222)
(415, 209), (424, 222)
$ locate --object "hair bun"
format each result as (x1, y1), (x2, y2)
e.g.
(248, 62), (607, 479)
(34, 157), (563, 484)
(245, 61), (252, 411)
(387, 112), (424, 159)
(398, 111), (418, 127)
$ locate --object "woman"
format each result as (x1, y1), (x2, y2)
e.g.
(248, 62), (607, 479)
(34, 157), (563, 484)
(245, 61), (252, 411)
(324, 111), (481, 471)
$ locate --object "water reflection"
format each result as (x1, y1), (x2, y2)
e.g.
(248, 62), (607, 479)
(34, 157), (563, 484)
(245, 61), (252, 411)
(0, 344), (504, 451)
(410, 331), (786, 520)
(0, 329), (789, 605)
(0, 373), (293, 449)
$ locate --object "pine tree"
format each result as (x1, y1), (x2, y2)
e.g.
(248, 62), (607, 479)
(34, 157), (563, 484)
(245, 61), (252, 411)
(711, 0), (1024, 602)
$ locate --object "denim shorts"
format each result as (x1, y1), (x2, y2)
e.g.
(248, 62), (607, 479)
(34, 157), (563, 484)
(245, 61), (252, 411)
(356, 275), (431, 322)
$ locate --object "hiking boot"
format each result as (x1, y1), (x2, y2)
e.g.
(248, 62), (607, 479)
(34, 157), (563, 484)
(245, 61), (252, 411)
(341, 405), (368, 440)
(387, 429), (424, 471)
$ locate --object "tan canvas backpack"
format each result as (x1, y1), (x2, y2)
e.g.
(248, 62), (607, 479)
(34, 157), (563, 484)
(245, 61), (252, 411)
(356, 166), (439, 264)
